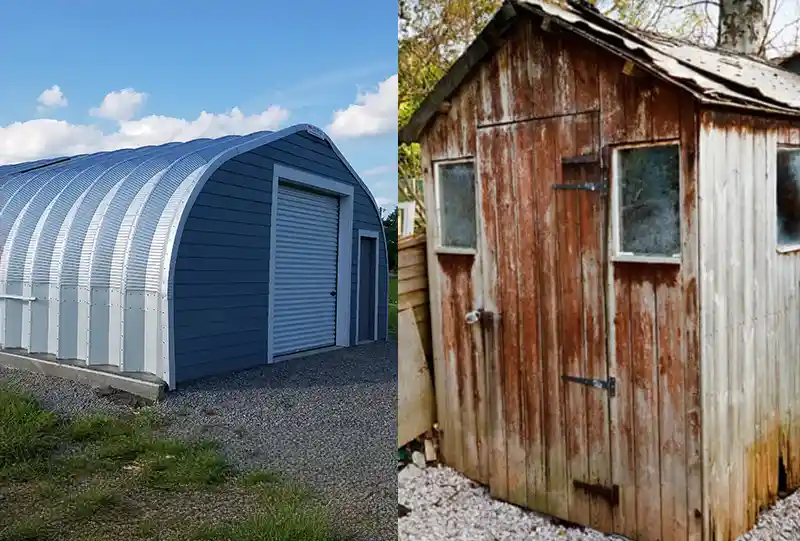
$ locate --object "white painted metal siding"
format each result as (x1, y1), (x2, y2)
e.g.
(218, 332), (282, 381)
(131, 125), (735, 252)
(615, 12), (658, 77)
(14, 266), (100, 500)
(698, 114), (800, 536)
(272, 184), (340, 355)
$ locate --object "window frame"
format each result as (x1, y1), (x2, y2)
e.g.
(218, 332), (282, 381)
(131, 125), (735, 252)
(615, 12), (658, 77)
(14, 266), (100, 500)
(397, 201), (416, 237)
(433, 157), (479, 255)
(776, 145), (800, 254)
(610, 140), (682, 265)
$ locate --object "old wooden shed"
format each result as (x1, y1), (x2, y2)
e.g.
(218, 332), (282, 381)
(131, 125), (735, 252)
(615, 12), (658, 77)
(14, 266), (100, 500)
(400, 1), (800, 540)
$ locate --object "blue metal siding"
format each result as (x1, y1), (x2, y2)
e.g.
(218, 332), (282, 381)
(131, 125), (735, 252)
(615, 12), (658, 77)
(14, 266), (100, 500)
(172, 132), (388, 382)
(172, 155), (273, 383)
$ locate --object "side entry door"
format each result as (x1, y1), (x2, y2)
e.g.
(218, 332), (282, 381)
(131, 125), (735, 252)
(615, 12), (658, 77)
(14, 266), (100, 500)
(476, 111), (616, 532)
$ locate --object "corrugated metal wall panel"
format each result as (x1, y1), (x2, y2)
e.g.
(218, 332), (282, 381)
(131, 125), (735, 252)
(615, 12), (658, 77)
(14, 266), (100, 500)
(272, 184), (339, 355)
(699, 112), (800, 540)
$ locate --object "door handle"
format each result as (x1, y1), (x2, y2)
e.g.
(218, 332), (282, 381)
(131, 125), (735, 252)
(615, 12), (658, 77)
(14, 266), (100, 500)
(465, 309), (495, 325)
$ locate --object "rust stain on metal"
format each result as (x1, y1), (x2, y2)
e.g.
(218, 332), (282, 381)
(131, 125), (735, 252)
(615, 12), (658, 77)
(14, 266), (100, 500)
(684, 277), (697, 316)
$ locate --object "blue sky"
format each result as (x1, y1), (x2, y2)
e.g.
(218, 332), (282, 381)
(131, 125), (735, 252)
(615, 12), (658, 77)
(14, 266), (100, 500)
(0, 0), (398, 209)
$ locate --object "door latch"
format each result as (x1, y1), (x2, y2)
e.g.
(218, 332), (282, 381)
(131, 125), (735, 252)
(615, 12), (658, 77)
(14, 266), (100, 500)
(465, 309), (495, 325)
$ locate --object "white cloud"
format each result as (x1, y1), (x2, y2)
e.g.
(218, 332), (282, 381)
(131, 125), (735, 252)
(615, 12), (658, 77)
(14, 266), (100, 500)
(376, 196), (397, 210)
(90, 88), (148, 121)
(326, 74), (397, 139)
(361, 164), (396, 177)
(0, 105), (290, 165)
(37, 85), (68, 111)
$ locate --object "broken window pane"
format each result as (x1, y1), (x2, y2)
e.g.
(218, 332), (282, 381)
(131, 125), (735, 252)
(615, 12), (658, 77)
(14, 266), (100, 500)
(777, 149), (800, 246)
(438, 161), (477, 249)
(617, 144), (680, 257)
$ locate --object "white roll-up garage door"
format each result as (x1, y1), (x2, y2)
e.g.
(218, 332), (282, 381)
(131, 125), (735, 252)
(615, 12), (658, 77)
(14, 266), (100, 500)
(272, 183), (340, 356)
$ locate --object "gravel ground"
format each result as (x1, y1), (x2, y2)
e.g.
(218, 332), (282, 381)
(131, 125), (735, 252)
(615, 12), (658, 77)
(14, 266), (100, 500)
(0, 341), (397, 541)
(398, 464), (800, 541)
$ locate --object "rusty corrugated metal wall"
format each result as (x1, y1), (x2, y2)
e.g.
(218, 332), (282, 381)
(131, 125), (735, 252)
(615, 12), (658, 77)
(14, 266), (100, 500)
(420, 17), (704, 541)
(698, 112), (800, 540)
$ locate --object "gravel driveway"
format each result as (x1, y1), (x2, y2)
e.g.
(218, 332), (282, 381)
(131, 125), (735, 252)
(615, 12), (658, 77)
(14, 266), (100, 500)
(0, 340), (396, 541)
(399, 464), (800, 540)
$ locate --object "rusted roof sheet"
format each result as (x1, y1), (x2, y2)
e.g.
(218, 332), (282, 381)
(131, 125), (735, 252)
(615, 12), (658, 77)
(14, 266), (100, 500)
(526, 0), (800, 110)
(400, 0), (800, 143)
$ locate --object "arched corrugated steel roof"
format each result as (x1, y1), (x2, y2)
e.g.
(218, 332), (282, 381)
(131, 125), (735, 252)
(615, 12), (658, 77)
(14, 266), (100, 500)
(0, 124), (388, 388)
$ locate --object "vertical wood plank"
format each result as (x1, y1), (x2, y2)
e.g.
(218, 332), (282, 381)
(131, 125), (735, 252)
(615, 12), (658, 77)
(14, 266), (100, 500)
(712, 123), (731, 541)
(629, 272), (662, 541)
(509, 23), (535, 120)
(611, 270), (637, 537)
(514, 121), (547, 511)
(556, 115), (590, 526)
(570, 36), (600, 114)
(752, 120), (767, 530)
(651, 84), (681, 140)
(679, 96), (703, 541)
(451, 257), (480, 481)
(697, 115), (716, 540)
(767, 125), (781, 505)
(537, 117), (569, 518)
(477, 128), (508, 501)
(419, 140), (452, 470)
(552, 35), (575, 117)
(478, 45), (502, 126)
(494, 124), (527, 506)
(739, 124), (755, 530)
(530, 30), (555, 119)
(657, 268), (688, 541)
(726, 119), (745, 539)
(438, 263), (465, 474)
(574, 112), (613, 532)
(600, 52), (634, 538)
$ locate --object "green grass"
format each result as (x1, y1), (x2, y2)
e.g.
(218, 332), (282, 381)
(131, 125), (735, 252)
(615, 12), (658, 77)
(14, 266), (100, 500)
(389, 276), (398, 337)
(0, 386), (346, 541)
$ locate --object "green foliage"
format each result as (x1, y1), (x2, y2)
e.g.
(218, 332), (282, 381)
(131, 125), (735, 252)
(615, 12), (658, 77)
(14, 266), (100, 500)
(398, 0), (503, 184)
(0, 388), (63, 468)
(69, 487), (121, 519)
(382, 207), (398, 271)
(0, 386), (343, 541)
(388, 277), (398, 338)
(241, 470), (279, 486)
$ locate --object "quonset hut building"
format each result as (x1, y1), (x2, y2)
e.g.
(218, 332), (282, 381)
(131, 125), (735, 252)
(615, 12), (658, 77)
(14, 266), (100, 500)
(0, 124), (389, 391)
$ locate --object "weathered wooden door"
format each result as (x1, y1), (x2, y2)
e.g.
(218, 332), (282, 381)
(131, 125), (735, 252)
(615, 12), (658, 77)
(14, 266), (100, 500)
(477, 111), (615, 532)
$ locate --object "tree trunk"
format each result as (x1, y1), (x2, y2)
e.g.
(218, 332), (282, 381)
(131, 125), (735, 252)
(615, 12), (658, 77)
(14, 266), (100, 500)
(717, 0), (766, 56)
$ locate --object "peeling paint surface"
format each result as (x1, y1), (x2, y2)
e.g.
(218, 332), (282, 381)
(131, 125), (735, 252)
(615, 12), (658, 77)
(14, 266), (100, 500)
(420, 20), (703, 541)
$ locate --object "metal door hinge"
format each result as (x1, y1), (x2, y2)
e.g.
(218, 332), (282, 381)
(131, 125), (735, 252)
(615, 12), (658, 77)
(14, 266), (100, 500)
(552, 182), (608, 193)
(561, 375), (616, 396)
(573, 480), (620, 506)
